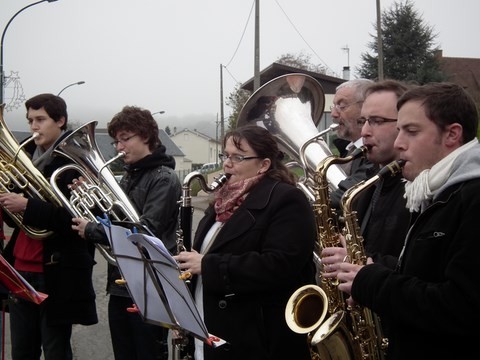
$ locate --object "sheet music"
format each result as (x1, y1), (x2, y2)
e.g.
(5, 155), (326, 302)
(103, 223), (225, 347)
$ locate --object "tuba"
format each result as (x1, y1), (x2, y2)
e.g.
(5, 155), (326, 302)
(236, 73), (346, 193)
(0, 104), (63, 238)
(50, 121), (142, 265)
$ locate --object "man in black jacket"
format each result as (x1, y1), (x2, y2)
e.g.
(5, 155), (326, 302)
(335, 83), (480, 359)
(0, 93), (97, 359)
(72, 106), (181, 360)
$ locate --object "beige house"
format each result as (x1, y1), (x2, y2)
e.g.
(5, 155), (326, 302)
(170, 128), (221, 168)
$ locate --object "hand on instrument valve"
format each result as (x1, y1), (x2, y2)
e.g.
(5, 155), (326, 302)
(72, 217), (90, 238)
(68, 176), (87, 191)
(174, 250), (204, 276)
(0, 193), (29, 214)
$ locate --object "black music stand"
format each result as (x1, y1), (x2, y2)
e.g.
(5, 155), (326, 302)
(102, 221), (224, 348)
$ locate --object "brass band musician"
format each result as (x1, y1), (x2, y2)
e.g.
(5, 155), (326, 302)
(1, 93), (98, 359)
(174, 126), (316, 360)
(72, 106), (182, 360)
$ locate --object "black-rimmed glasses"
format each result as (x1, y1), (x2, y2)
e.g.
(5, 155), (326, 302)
(218, 153), (261, 163)
(357, 116), (397, 127)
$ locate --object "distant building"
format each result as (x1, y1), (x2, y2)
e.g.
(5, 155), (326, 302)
(170, 128), (221, 168)
(437, 50), (480, 105)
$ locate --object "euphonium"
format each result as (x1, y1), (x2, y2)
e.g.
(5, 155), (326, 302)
(339, 159), (405, 359)
(286, 146), (367, 360)
(0, 104), (63, 239)
(50, 120), (142, 265)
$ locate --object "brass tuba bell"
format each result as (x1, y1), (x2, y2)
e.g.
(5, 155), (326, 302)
(236, 73), (346, 192)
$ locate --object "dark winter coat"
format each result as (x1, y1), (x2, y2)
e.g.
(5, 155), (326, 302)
(352, 178), (480, 359)
(84, 146), (182, 297)
(3, 131), (98, 326)
(193, 176), (316, 360)
(355, 171), (410, 269)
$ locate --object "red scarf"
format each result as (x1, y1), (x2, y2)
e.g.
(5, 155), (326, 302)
(214, 174), (264, 222)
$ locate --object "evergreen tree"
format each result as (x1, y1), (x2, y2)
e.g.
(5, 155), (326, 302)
(357, 0), (446, 83)
(225, 82), (251, 130)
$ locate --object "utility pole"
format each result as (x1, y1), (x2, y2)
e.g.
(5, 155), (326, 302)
(215, 113), (219, 166)
(376, 0), (384, 80)
(253, 0), (260, 91)
(220, 64), (225, 142)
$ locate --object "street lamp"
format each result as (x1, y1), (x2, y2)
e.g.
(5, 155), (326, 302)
(151, 111), (165, 116)
(57, 81), (85, 96)
(1, 0), (59, 105)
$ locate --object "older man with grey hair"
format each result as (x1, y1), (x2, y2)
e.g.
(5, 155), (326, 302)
(330, 78), (377, 209)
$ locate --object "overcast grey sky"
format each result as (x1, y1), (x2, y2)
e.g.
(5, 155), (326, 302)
(2, 0), (479, 136)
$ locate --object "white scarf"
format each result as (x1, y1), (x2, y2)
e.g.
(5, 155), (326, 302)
(404, 139), (478, 212)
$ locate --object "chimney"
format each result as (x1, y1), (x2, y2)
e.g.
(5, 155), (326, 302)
(342, 66), (351, 80)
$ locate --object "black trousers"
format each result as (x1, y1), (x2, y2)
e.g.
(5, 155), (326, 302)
(108, 294), (167, 360)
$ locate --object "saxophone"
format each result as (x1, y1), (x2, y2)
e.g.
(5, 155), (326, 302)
(285, 146), (368, 360)
(340, 159), (405, 360)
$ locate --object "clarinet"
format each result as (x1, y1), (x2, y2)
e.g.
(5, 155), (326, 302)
(173, 171), (230, 360)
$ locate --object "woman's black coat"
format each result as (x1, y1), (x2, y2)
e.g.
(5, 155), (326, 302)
(193, 176), (316, 360)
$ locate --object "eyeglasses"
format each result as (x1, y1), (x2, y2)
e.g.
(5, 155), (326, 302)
(111, 134), (137, 147)
(357, 116), (397, 127)
(330, 101), (362, 112)
(218, 153), (261, 163)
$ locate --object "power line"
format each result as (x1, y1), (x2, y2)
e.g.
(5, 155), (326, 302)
(274, 0), (337, 76)
(224, 0), (256, 68)
(223, 65), (240, 84)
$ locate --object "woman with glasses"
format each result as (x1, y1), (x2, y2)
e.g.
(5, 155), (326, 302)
(175, 125), (316, 360)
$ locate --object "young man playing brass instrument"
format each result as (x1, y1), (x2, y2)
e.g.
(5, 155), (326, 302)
(72, 106), (181, 360)
(335, 83), (480, 359)
(0, 93), (98, 359)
